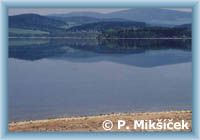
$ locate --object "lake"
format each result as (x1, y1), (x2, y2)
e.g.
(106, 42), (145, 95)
(8, 38), (192, 122)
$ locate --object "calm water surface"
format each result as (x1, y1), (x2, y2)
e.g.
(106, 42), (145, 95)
(8, 39), (192, 122)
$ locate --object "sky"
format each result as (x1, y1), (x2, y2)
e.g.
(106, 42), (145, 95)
(8, 8), (192, 16)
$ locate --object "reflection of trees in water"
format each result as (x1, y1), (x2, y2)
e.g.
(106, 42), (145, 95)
(9, 39), (100, 60)
(9, 38), (191, 60)
(99, 39), (191, 51)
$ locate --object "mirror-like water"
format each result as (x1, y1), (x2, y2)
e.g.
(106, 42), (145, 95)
(8, 39), (192, 122)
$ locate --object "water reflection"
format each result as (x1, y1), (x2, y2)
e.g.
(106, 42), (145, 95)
(8, 38), (192, 121)
(9, 38), (192, 67)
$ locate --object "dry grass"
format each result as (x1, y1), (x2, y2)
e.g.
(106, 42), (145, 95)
(9, 110), (192, 132)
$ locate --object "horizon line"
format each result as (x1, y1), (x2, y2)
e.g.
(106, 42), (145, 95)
(8, 8), (192, 16)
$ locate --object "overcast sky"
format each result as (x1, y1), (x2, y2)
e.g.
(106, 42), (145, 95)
(8, 8), (192, 16)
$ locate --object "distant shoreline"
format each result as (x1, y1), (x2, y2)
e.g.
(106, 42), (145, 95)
(9, 36), (192, 39)
(9, 110), (192, 132)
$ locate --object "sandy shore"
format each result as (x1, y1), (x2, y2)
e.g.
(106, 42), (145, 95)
(9, 110), (192, 132)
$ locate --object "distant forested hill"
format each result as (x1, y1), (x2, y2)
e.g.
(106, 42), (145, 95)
(47, 16), (101, 24)
(9, 14), (66, 32)
(174, 24), (191, 29)
(49, 8), (192, 26)
(8, 13), (191, 38)
(66, 21), (146, 32)
(98, 26), (191, 38)
(48, 15), (131, 25)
